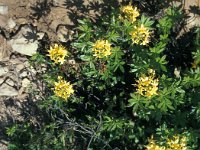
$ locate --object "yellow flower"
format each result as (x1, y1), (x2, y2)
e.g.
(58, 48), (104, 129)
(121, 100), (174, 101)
(166, 135), (187, 150)
(120, 5), (139, 23)
(54, 76), (74, 100)
(146, 136), (166, 150)
(93, 40), (111, 58)
(47, 44), (68, 64)
(130, 24), (150, 45)
(136, 69), (158, 98)
(146, 135), (188, 150)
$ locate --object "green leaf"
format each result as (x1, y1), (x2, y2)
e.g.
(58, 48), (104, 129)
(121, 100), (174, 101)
(89, 61), (95, 69)
(77, 19), (85, 24)
(156, 55), (167, 64)
(8, 144), (19, 150)
(140, 15), (154, 28)
(131, 68), (138, 73)
(119, 65), (125, 73)
(128, 98), (137, 107)
(80, 55), (90, 61)
(160, 65), (167, 72)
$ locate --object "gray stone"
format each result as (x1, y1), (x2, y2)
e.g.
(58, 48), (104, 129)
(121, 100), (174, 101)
(9, 25), (39, 56)
(21, 78), (30, 88)
(16, 101), (22, 108)
(16, 64), (24, 72)
(0, 78), (4, 85)
(0, 15), (8, 27)
(28, 67), (37, 75)
(9, 39), (38, 56)
(37, 32), (45, 40)
(0, 67), (8, 76)
(24, 61), (31, 68)
(57, 25), (69, 42)
(0, 84), (18, 96)
(0, 5), (8, 15)
(0, 35), (11, 61)
(20, 71), (28, 78)
(7, 18), (16, 29)
(5, 78), (15, 86)
(9, 59), (23, 64)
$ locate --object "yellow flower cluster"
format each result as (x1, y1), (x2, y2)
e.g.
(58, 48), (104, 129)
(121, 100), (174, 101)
(167, 135), (187, 150)
(92, 40), (111, 58)
(146, 135), (188, 150)
(54, 76), (74, 99)
(120, 5), (139, 23)
(130, 24), (150, 45)
(146, 136), (165, 150)
(136, 69), (158, 98)
(47, 44), (68, 64)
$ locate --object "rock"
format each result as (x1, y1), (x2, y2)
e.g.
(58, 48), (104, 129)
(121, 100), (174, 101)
(28, 66), (37, 75)
(0, 5), (8, 15)
(0, 35), (12, 61)
(18, 56), (29, 62)
(45, 7), (72, 40)
(184, 0), (200, 29)
(15, 101), (22, 108)
(0, 78), (4, 85)
(15, 18), (28, 25)
(0, 140), (8, 150)
(9, 59), (23, 64)
(7, 18), (16, 29)
(9, 25), (39, 56)
(24, 61), (31, 68)
(20, 71), (28, 78)
(22, 78), (30, 88)
(0, 84), (18, 96)
(16, 64), (25, 72)
(16, 93), (27, 100)
(0, 15), (8, 27)
(57, 25), (70, 42)
(10, 39), (38, 56)
(0, 67), (8, 76)
(37, 32), (45, 40)
(5, 78), (15, 86)
(53, 0), (65, 7)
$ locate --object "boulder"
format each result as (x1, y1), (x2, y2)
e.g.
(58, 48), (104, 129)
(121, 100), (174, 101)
(0, 84), (18, 96)
(9, 25), (39, 56)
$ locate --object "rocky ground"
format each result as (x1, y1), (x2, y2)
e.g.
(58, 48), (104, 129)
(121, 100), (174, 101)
(0, 0), (199, 149)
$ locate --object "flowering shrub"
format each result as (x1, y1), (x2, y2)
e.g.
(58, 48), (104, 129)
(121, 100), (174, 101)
(7, 3), (200, 150)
